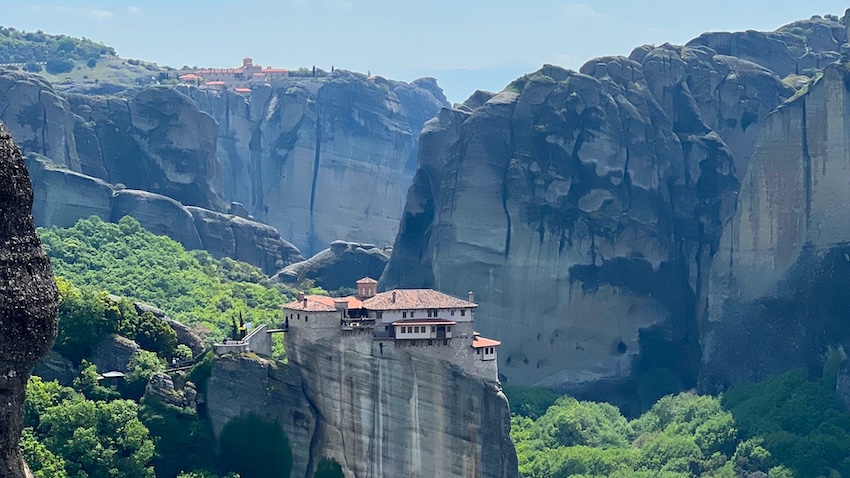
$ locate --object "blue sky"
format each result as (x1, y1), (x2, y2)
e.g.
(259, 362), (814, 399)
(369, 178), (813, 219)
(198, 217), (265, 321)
(4, 1), (849, 102)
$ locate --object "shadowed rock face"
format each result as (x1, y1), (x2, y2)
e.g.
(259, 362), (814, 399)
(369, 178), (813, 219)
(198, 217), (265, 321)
(273, 240), (391, 290)
(0, 123), (58, 478)
(183, 71), (448, 255)
(384, 41), (794, 398)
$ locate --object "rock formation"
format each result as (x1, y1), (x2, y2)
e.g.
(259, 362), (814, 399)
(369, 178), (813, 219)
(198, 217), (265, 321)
(385, 21), (826, 396)
(183, 71), (448, 255)
(274, 240), (391, 290)
(26, 155), (304, 274)
(704, 62), (850, 387)
(0, 123), (58, 478)
(92, 335), (141, 374)
(1, 68), (446, 263)
(206, 334), (517, 478)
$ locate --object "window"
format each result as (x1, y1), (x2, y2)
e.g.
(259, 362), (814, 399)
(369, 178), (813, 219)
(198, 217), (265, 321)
(416, 326), (421, 333)
(427, 309), (433, 318)
(376, 311), (383, 319)
(410, 311), (415, 318)
(461, 310), (466, 317)
(450, 309), (455, 316)
(305, 315), (309, 320)
(447, 326), (452, 333)
(476, 349), (480, 355)
(297, 314), (300, 320)
(431, 326), (436, 332)
(402, 311), (407, 318)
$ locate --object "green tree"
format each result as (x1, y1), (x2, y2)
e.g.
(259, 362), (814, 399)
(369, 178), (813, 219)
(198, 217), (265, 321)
(72, 361), (120, 401)
(19, 428), (67, 478)
(220, 415), (292, 478)
(134, 311), (178, 358)
(124, 350), (165, 400)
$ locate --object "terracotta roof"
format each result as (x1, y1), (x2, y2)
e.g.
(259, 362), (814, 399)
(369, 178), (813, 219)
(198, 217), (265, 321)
(283, 295), (361, 312)
(234, 88), (251, 92)
(393, 319), (457, 326)
(472, 336), (501, 348)
(205, 81), (226, 85)
(179, 73), (199, 79)
(357, 277), (378, 284)
(361, 289), (476, 310)
(263, 68), (288, 73)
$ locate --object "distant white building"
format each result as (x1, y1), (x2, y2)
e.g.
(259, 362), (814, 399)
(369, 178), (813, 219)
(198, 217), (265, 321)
(282, 278), (502, 380)
(190, 57), (289, 92)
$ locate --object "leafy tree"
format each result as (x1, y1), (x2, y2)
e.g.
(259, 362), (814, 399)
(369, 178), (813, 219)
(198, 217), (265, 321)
(139, 401), (216, 478)
(86, 57), (97, 68)
(220, 415), (292, 478)
(134, 311), (178, 358)
(19, 428), (67, 478)
(45, 57), (75, 74)
(174, 344), (194, 362)
(124, 350), (165, 400)
(23, 61), (41, 72)
(72, 361), (120, 401)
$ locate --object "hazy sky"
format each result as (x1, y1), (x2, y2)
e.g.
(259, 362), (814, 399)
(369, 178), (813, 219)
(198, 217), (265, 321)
(4, 1), (849, 102)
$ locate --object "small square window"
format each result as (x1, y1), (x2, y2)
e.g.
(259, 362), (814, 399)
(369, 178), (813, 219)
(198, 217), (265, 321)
(431, 326), (436, 332)
(411, 311), (415, 318)
(461, 310), (466, 317)
(402, 311), (407, 318)
(450, 310), (455, 316)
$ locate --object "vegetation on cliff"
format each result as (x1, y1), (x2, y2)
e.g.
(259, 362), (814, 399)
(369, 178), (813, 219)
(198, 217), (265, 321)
(0, 26), (114, 65)
(509, 358), (850, 478)
(39, 216), (316, 343)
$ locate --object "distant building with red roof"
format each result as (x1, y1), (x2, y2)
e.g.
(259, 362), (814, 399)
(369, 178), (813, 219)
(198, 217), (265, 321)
(282, 278), (503, 380)
(194, 57), (288, 92)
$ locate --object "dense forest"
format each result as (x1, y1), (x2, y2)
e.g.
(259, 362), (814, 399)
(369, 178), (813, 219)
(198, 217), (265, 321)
(507, 352), (850, 478)
(23, 216), (850, 478)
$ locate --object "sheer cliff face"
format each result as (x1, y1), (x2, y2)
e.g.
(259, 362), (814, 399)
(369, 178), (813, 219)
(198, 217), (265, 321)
(384, 42), (795, 392)
(185, 72), (448, 255)
(1, 69), (446, 262)
(705, 63), (850, 386)
(0, 123), (58, 478)
(206, 336), (517, 478)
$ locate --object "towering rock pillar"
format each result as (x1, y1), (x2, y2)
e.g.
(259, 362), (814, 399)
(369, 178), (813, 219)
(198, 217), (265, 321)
(0, 123), (58, 478)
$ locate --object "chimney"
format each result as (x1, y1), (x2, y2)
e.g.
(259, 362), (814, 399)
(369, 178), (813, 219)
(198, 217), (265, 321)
(468, 290), (474, 303)
(298, 291), (304, 301)
(392, 291), (397, 303)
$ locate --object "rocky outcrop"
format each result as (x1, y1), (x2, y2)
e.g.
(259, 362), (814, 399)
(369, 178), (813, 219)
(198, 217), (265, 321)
(0, 123), (58, 478)
(26, 155), (303, 274)
(133, 302), (205, 356)
(688, 15), (847, 78)
(704, 63), (850, 387)
(92, 335), (141, 374)
(31, 351), (77, 386)
(183, 71), (448, 254)
(384, 43), (795, 394)
(274, 240), (391, 290)
(206, 355), (316, 478)
(2, 68), (445, 261)
(206, 334), (518, 478)
(144, 372), (198, 409)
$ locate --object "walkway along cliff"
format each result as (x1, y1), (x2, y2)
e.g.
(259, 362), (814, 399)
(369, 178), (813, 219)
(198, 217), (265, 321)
(205, 278), (518, 478)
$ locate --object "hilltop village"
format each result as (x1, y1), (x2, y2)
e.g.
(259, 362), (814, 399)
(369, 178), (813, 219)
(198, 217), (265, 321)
(215, 278), (503, 381)
(178, 57), (290, 94)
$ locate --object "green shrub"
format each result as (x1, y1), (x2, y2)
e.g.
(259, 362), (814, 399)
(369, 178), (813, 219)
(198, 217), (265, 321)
(220, 415), (292, 478)
(314, 458), (344, 478)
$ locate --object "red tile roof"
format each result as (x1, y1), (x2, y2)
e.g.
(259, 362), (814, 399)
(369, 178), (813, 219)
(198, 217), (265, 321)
(180, 74), (199, 79)
(234, 88), (251, 93)
(393, 319), (457, 326)
(205, 81), (226, 85)
(263, 68), (288, 73)
(283, 295), (361, 312)
(357, 277), (378, 284)
(472, 336), (501, 348)
(361, 289), (476, 310)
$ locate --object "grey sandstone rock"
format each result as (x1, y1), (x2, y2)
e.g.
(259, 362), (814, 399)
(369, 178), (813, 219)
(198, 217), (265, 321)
(93, 335), (141, 374)
(274, 240), (391, 290)
(385, 48), (793, 397)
